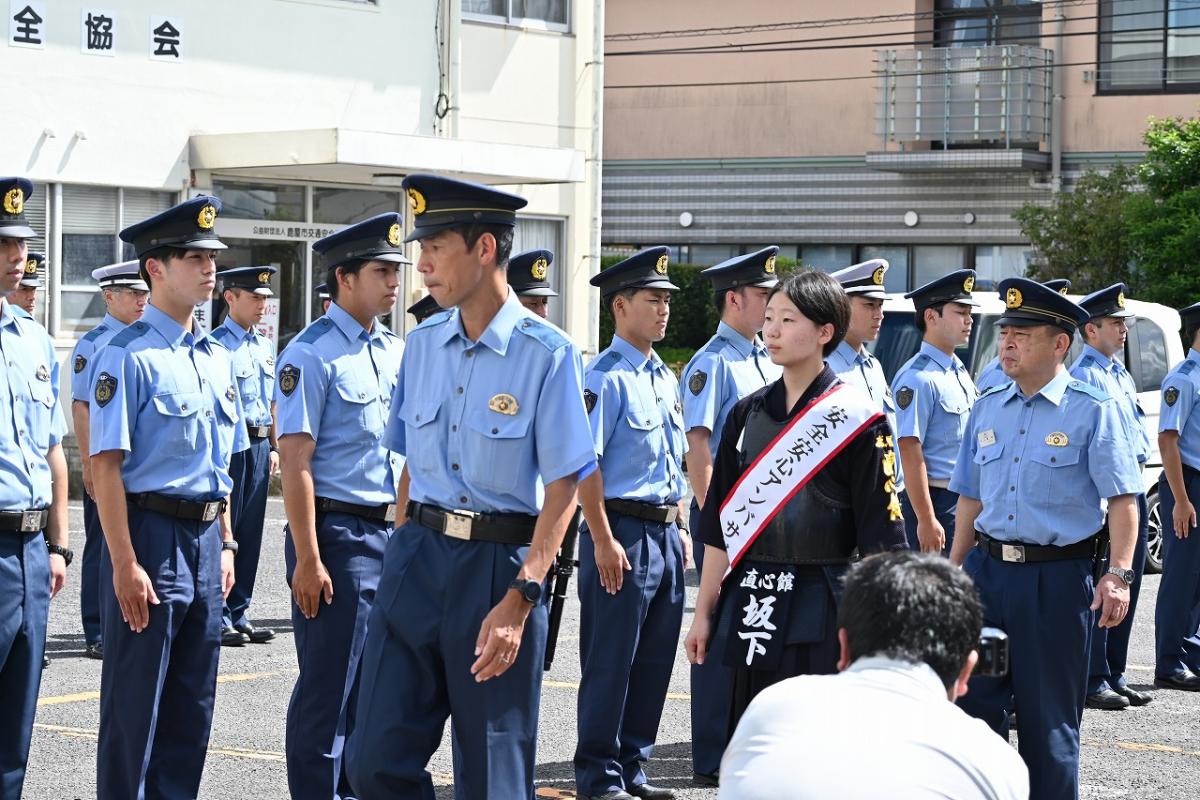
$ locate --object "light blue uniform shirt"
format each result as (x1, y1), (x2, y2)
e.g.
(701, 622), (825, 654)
(0, 300), (67, 510)
(950, 370), (1141, 546)
(90, 304), (250, 501)
(975, 356), (1010, 393)
(827, 339), (905, 491)
(386, 291), (595, 516)
(1159, 349), (1200, 471)
(1070, 344), (1150, 464)
(585, 335), (688, 505)
(70, 313), (127, 404)
(210, 316), (276, 428)
(681, 321), (780, 459)
(274, 302), (403, 506)
(891, 342), (977, 482)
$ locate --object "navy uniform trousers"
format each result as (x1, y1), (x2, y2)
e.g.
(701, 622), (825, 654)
(687, 498), (731, 778)
(1088, 492), (1149, 693)
(1155, 469), (1200, 678)
(958, 547), (1094, 800)
(0, 530), (50, 797)
(284, 511), (389, 800)
(900, 486), (958, 555)
(346, 521), (548, 800)
(81, 494), (105, 646)
(97, 505), (222, 800)
(575, 512), (684, 798)
(223, 436), (271, 629)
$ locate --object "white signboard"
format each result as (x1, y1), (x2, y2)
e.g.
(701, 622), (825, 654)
(9, 2), (46, 49)
(215, 218), (343, 243)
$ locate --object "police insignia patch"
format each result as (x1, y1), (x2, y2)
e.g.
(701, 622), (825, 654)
(3, 186), (23, 215)
(489, 393), (519, 415)
(1045, 432), (1069, 447)
(1165, 387), (1180, 407)
(74, 355), (87, 374)
(584, 389), (598, 414)
(689, 370), (707, 396)
(35, 364), (49, 382)
(225, 386), (237, 401)
(95, 372), (117, 407)
(896, 386), (914, 409)
(279, 364), (300, 396)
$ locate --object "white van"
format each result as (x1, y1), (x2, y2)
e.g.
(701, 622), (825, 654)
(871, 291), (1183, 572)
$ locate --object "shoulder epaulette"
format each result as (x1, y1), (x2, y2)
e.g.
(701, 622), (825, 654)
(978, 382), (1009, 400)
(703, 336), (726, 355)
(1067, 380), (1109, 401)
(109, 321), (151, 349)
(1181, 360), (1197, 375)
(295, 318), (334, 346)
(515, 317), (569, 351)
(590, 350), (622, 374)
(81, 324), (110, 344)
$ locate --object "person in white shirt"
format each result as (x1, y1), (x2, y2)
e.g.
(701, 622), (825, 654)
(720, 551), (1029, 800)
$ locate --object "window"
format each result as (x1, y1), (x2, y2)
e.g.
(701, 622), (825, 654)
(213, 181), (305, 221)
(911, 245), (968, 288)
(974, 244), (1032, 284)
(933, 0), (1042, 48)
(799, 245), (854, 272)
(513, 216), (566, 327)
(688, 245), (739, 267)
(859, 245), (910, 293)
(1099, 1), (1200, 92)
(463, 0), (568, 27)
(1129, 317), (1170, 392)
(313, 188), (400, 224)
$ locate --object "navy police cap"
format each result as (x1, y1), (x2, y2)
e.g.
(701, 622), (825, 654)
(997, 277), (1090, 333)
(21, 252), (44, 288)
(0, 177), (36, 239)
(590, 246), (679, 297)
(509, 249), (558, 297)
(313, 212), (410, 271)
(701, 247), (780, 293)
(831, 258), (888, 300)
(401, 174), (527, 244)
(1078, 283), (1134, 320)
(314, 282), (329, 300)
(1180, 302), (1200, 326)
(120, 195), (227, 258)
(905, 269), (978, 309)
(220, 265), (277, 297)
(1043, 278), (1072, 295)
(407, 294), (441, 323)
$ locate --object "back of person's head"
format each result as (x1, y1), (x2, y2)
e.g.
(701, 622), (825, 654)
(838, 551), (982, 688)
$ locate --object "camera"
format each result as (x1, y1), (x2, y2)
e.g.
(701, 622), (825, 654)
(974, 627), (1009, 677)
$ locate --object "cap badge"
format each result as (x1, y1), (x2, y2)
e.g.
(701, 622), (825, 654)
(197, 204), (217, 230)
(257, 271), (271, 286)
(531, 257), (548, 280)
(1059, 286), (1069, 295)
(872, 266), (885, 286)
(764, 255), (776, 275)
(24, 259), (37, 275)
(407, 188), (426, 216)
(387, 222), (402, 247)
(963, 275), (975, 293)
(1117, 291), (1126, 309)
(1006, 288), (1023, 309)
(3, 187), (24, 215)
(655, 254), (669, 275)
(488, 393), (519, 416)
(1045, 432), (1069, 447)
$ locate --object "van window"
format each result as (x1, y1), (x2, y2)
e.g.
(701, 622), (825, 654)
(1130, 318), (1169, 393)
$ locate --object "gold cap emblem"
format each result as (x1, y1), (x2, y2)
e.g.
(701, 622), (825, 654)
(963, 275), (975, 293)
(1059, 285), (1069, 295)
(531, 258), (548, 280)
(3, 187), (24, 215)
(257, 271), (271, 286)
(764, 255), (776, 275)
(407, 188), (426, 216)
(24, 259), (37, 275)
(655, 254), (669, 275)
(1117, 291), (1126, 309)
(197, 204), (216, 230)
(387, 222), (402, 247)
(872, 266), (885, 286)
(1006, 288), (1023, 309)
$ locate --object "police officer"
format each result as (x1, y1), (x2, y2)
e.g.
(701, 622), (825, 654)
(315, 281), (332, 315)
(891, 270), (978, 554)
(679, 246), (780, 786)
(1153, 302), (1200, 692)
(347, 174), (595, 800)
(210, 266), (280, 647)
(976, 279), (1071, 392)
(0, 176), (70, 798)
(90, 195), (249, 799)
(407, 293), (441, 324)
(1071, 283), (1154, 710)
(575, 247), (688, 800)
(11, 250), (43, 318)
(949, 277), (1140, 800)
(275, 214), (406, 799)
(509, 248), (558, 320)
(70, 260), (149, 660)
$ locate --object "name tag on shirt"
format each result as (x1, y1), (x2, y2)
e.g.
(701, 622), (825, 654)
(978, 429), (996, 447)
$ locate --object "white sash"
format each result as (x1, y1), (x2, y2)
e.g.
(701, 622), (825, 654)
(719, 383), (882, 580)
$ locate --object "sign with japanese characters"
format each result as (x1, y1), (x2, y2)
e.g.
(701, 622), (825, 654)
(9, 2), (46, 49)
(215, 218), (343, 243)
(148, 14), (180, 60)
(724, 566), (796, 669)
(81, 9), (115, 56)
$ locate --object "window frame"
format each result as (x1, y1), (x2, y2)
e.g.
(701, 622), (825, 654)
(462, 0), (570, 33)
(1095, 0), (1200, 95)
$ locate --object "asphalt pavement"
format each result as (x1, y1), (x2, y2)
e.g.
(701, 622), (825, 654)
(22, 499), (1200, 799)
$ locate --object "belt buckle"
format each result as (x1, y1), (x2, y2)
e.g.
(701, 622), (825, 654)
(1001, 544), (1026, 564)
(202, 502), (221, 523)
(383, 504), (397, 523)
(20, 510), (42, 532)
(444, 509), (476, 540)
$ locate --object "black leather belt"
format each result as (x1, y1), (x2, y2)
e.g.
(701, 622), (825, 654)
(408, 501), (536, 545)
(975, 531), (1102, 564)
(316, 497), (396, 523)
(0, 508), (49, 532)
(128, 492), (226, 522)
(604, 499), (679, 524)
(247, 424), (271, 438)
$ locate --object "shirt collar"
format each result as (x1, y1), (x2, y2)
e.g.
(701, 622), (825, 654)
(143, 303), (194, 349)
(610, 334), (664, 373)
(220, 314), (255, 343)
(326, 302), (373, 343)
(434, 288), (526, 356)
(101, 312), (125, 332)
(843, 656), (949, 702)
(919, 341), (955, 370)
(0, 298), (17, 330)
(834, 339), (867, 364)
(717, 320), (756, 358)
(1081, 343), (1119, 371)
(1188, 348), (1200, 368)
(1003, 367), (1072, 407)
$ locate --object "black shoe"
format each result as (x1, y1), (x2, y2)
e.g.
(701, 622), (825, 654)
(692, 771), (719, 788)
(233, 621), (275, 643)
(1085, 688), (1130, 710)
(1154, 670), (1200, 691)
(85, 641), (103, 660)
(1113, 684), (1153, 706)
(221, 626), (249, 647)
(42, 655), (50, 668)
(578, 793), (635, 800)
(628, 785), (675, 800)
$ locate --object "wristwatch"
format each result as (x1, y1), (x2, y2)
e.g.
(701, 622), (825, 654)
(509, 578), (542, 605)
(1105, 566), (1135, 585)
(46, 543), (73, 567)
(221, 540), (239, 554)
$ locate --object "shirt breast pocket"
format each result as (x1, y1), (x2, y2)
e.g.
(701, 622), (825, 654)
(464, 410), (532, 494)
(235, 364), (260, 404)
(1029, 445), (1082, 505)
(939, 394), (971, 438)
(22, 377), (55, 441)
(335, 381), (383, 435)
(623, 406), (665, 466)
(151, 392), (204, 455)
(398, 400), (441, 474)
(973, 442), (1005, 502)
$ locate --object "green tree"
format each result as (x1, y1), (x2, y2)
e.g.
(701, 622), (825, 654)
(1011, 164), (1138, 294)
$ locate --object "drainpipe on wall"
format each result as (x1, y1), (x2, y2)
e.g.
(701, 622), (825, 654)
(586, 0), (604, 356)
(1050, 3), (1064, 192)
